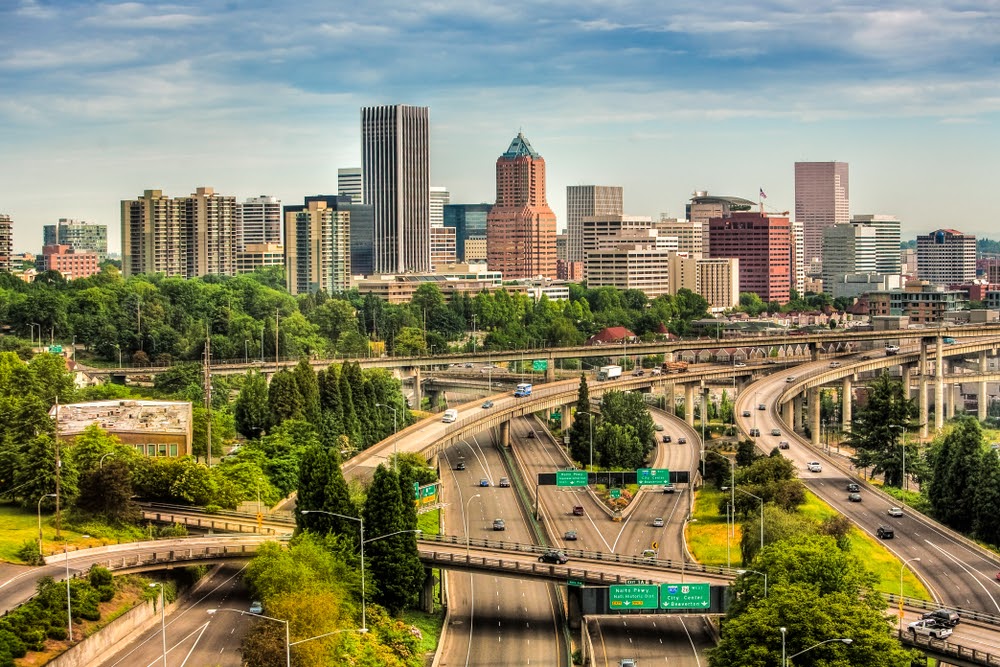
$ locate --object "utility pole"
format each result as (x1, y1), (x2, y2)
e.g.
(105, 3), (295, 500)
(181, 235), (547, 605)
(54, 396), (62, 538)
(204, 326), (212, 468)
(275, 308), (279, 370)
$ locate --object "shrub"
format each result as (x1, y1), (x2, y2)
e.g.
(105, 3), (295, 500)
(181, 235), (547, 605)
(15, 540), (43, 566)
(46, 625), (67, 641)
(88, 566), (113, 589)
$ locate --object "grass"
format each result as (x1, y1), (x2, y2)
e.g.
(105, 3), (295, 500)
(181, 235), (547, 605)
(401, 607), (446, 659)
(687, 489), (932, 600)
(0, 503), (144, 563)
(417, 508), (441, 536)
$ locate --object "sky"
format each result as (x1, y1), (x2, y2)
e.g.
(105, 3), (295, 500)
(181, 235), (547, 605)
(2, 0), (999, 254)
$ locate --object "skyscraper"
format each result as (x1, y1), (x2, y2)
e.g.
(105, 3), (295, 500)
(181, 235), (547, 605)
(237, 196), (282, 249)
(443, 203), (490, 261)
(338, 168), (363, 205)
(429, 186), (450, 228)
(180, 187), (239, 278)
(284, 196), (352, 295)
(709, 211), (792, 304)
(821, 223), (877, 288)
(795, 161), (849, 270)
(851, 214), (901, 274)
(361, 105), (430, 274)
(43, 219), (108, 261)
(486, 133), (557, 279)
(566, 185), (623, 262)
(687, 192), (756, 256)
(917, 229), (977, 286)
(0, 214), (12, 272)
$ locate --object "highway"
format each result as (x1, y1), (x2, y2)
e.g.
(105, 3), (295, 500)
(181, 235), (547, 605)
(588, 615), (717, 667)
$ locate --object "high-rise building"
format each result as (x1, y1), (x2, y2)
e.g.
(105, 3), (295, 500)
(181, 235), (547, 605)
(430, 226), (457, 270)
(709, 211), (792, 304)
(486, 133), (557, 279)
(821, 223), (877, 289)
(555, 233), (568, 261)
(791, 220), (805, 296)
(585, 243), (672, 297)
(795, 161), (850, 269)
(42, 219), (108, 261)
(443, 203), (490, 261)
(122, 189), (184, 278)
(851, 214), (901, 274)
(284, 197), (352, 295)
(656, 218), (702, 254)
(338, 168), (363, 205)
(180, 187), (239, 277)
(0, 214), (12, 272)
(40, 245), (100, 280)
(237, 196), (282, 249)
(429, 186), (450, 228)
(361, 105), (430, 274)
(687, 192), (755, 256)
(566, 185), (623, 262)
(667, 252), (739, 311)
(581, 215), (653, 262)
(917, 229), (977, 286)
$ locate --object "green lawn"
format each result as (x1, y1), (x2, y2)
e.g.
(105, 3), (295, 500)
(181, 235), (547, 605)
(417, 508), (441, 536)
(0, 503), (140, 563)
(401, 607), (446, 657)
(687, 489), (931, 600)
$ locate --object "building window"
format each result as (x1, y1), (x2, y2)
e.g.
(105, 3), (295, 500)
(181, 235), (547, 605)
(169, 444), (178, 457)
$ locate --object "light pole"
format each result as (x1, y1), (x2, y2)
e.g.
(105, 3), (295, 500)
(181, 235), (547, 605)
(465, 494), (481, 558)
(208, 608), (289, 667)
(899, 557), (921, 621)
(112, 343), (121, 366)
(725, 486), (764, 551)
(578, 410), (595, 471)
(149, 582), (167, 667)
(31, 322), (40, 349)
(725, 458), (736, 567)
(64, 547), (73, 641)
(737, 568), (767, 597)
(784, 637), (852, 666)
(300, 510), (366, 632)
(98, 452), (116, 469)
(37, 492), (56, 554)
(375, 403), (398, 472)
(244, 339), (250, 364)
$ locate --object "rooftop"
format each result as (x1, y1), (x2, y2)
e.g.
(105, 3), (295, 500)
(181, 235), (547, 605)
(502, 132), (540, 159)
(51, 400), (191, 436)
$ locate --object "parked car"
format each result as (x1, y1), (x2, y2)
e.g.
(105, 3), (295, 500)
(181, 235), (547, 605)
(846, 483), (860, 492)
(479, 478), (490, 487)
(770, 428), (781, 436)
(742, 410), (751, 417)
(662, 483), (675, 494)
(481, 400), (494, 409)
(492, 518), (505, 531)
(564, 530), (578, 541)
(848, 493), (862, 502)
(249, 601), (263, 615)
(806, 461), (822, 472)
(539, 550), (569, 564)
(573, 506), (585, 516)
(877, 525), (894, 539)
(778, 441), (790, 449)
(908, 619), (952, 639)
(920, 609), (960, 627)
(499, 477), (510, 488)
(652, 517), (664, 527)
(887, 506), (904, 517)
(677, 436), (687, 444)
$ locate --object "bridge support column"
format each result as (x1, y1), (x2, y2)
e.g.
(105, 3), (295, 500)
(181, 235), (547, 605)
(919, 377), (929, 439)
(810, 387), (821, 447)
(562, 404), (574, 431)
(841, 376), (852, 432)
(413, 366), (422, 411)
(500, 420), (511, 447)
(419, 567), (436, 613)
(685, 384), (695, 427)
(664, 382), (675, 413)
(782, 399), (793, 431)
(545, 362), (555, 383)
(793, 395), (803, 432)
(919, 341), (927, 376)
(979, 351), (989, 422)
(902, 364), (915, 401)
(947, 383), (956, 420)
(810, 343), (821, 361)
(567, 585), (583, 631)
(935, 338), (944, 432)
(702, 386), (711, 433)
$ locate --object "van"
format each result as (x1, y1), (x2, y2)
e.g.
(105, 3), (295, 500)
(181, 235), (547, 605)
(441, 409), (458, 423)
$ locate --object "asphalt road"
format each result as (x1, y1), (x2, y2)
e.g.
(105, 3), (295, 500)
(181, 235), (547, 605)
(588, 615), (717, 667)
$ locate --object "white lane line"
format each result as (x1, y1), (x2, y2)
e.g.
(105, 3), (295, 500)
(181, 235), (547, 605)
(678, 616), (702, 667)
(925, 540), (1000, 612)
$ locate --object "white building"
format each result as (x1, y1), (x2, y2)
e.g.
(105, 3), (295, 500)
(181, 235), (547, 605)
(822, 223), (877, 289)
(237, 195), (282, 249)
(429, 186), (450, 228)
(337, 168), (363, 205)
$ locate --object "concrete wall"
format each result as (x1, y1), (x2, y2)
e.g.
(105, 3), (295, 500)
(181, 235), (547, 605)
(47, 597), (176, 667)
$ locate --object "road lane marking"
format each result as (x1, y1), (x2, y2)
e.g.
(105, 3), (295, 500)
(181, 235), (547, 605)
(925, 540), (1000, 612)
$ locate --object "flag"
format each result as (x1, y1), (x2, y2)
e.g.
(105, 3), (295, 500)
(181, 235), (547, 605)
(759, 188), (767, 200)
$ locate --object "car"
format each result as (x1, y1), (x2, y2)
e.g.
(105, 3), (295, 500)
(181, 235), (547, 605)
(652, 517), (664, 527)
(677, 436), (687, 444)
(563, 530), (578, 541)
(770, 428), (781, 436)
(749, 428), (760, 437)
(249, 601), (263, 615)
(454, 461), (466, 471)
(492, 518), (505, 531)
(539, 550), (569, 564)
(758, 404), (766, 411)
(498, 477), (510, 488)
(742, 410), (751, 417)
(778, 441), (790, 450)
(633, 369), (645, 376)
(830, 361), (841, 368)
(650, 368), (661, 376)
(877, 525), (894, 539)
(921, 609), (960, 627)
(908, 619), (952, 639)
(619, 659), (637, 667)
(479, 478), (490, 487)
(526, 430), (536, 439)
(846, 483), (860, 492)
(848, 492), (862, 502)
(661, 435), (671, 443)
(641, 549), (657, 560)
(887, 506), (903, 517)
(786, 376), (796, 383)
(653, 424), (664, 431)
(806, 461), (822, 472)
(481, 400), (494, 409)
(765, 359), (777, 364)
(465, 362), (473, 368)
(735, 362), (747, 367)
(572, 505), (585, 516)
(662, 483), (675, 494)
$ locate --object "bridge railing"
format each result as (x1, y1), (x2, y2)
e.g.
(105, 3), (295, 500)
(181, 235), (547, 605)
(883, 593), (1000, 627)
(899, 629), (1000, 666)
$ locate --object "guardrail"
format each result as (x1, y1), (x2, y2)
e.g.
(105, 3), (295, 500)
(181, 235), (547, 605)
(899, 628), (1000, 666)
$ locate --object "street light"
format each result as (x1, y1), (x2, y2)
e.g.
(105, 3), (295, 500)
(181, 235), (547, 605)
(300, 510), (367, 633)
(98, 452), (116, 469)
(37, 492), (56, 554)
(578, 411), (596, 471)
(736, 568), (768, 597)
(899, 557), (921, 621)
(112, 343), (122, 366)
(784, 636), (852, 666)
(363, 529), (422, 545)
(149, 582), (167, 667)
(31, 322), (40, 348)
(724, 486), (764, 551)
(375, 403), (398, 472)
(244, 339), (250, 364)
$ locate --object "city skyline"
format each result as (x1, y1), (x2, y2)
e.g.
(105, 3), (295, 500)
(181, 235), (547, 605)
(2, 1), (999, 253)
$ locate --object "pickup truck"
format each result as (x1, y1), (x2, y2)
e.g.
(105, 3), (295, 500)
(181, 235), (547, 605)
(908, 619), (952, 639)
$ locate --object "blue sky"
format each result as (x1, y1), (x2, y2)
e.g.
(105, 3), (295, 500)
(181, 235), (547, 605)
(2, 0), (999, 253)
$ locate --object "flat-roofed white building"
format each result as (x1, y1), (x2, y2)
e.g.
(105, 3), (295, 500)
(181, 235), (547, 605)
(586, 244), (671, 297)
(52, 400), (193, 457)
(667, 252), (739, 311)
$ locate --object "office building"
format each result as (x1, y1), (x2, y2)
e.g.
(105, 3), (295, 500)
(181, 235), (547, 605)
(556, 232), (568, 261)
(430, 226), (457, 270)
(795, 161), (850, 269)
(709, 211), (792, 304)
(284, 197), (351, 295)
(566, 185), (623, 262)
(0, 214), (11, 272)
(582, 215), (654, 260)
(443, 203), (490, 262)
(353, 265), (508, 304)
(122, 189), (184, 278)
(668, 252), (739, 311)
(486, 133), (557, 279)
(39, 244), (100, 280)
(851, 214), (901, 274)
(917, 228), (976, 286)
(687, 192), (755, 256)
(656, 218), (702, 255)
(429, 186), (450, 228)
(791, 220), (805, 296)
(362, 105), (430, 273)
(464, 237), (487, 263)
(585, 243), (672, 297)
(826, 273), (903, 301)
(868, 280), (967, 324)
(237, 196), (282, 249)
(821, 223), (877, 288)
(338, 168), (363, 204)
(42, 219), (108, 261)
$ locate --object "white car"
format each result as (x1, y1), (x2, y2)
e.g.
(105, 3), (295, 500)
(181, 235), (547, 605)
(887, 507), (904, 517)
(806, 461), (822, 472)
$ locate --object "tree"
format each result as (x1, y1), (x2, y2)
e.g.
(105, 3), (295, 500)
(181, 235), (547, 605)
(845, 373), (916, 486)
(974, 450), (1000, 546)
(595, 422), (645, 470)
(234, 370), (269, 438)
(736, 439), (761, 467)
(928, 417), (984, 532)
(76, 460), (140, 523)
(268, 370), (303, 426)
(362, 465), (423, 613)
(599, 390), (654, 459)
(339, 367), (361, 449)
(293, 358), (321, 426)
(568, 375), (595, 465)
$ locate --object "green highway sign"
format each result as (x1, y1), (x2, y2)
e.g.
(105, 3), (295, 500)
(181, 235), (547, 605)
(636, 468), (671, 486)
(550, 411), (561, 420)
(413, 482), (420, 498)
(659, 583), (711, 609)
(609, 584), (658, 609)
(567, 579), (583, 587)
(532, 359), (548, 371)
(609, 488), (621, 499)
(556, 470), (589, 487)
(415, 483), (438, 503)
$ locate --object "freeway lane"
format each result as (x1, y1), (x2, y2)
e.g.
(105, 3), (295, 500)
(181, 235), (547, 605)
(589, 615), (717, 667)
(737, 356), (1000, 616)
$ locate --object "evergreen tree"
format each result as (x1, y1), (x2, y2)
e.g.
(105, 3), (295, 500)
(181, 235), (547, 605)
(974, 449), (1000, 546)
(929, 417), (984, 532)
(318, 365), (344, 429)
(568, 374), (596, 466)
(293, 358), (321, 426)
(321, 448), (358, 539)
(77, 460), (140, 523)
(296, 445), (333, 533)
(233, 370), (270, 438)
(845, 373), (916, 486)
(267, 370), (303, 427)
(363, 465), (423, 613)
(339, 366), (362, 449)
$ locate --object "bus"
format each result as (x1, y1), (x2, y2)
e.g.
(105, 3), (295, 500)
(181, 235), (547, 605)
(514, 383), (533, 397)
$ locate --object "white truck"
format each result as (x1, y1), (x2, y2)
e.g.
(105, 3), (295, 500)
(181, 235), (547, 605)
(598, 365), (622, 381)
(908, 619), (952, 639)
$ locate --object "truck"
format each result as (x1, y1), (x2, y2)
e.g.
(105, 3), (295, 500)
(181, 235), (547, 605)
(884, 344), (900, 356)
(597, 365), (622, 381)
(661, 361), (689, 374)
(514, 383), (533, 397)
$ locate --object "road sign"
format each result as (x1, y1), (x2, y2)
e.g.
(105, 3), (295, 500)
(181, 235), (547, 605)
(652, 541), (659, 550)
(609, 584), (658, 609)
(550, 411), (562, 420)
(609, 488), (621, 499)
(48, 345), (63, 354)
(636, 468), (671, 486)
(532, 359), (548, 371)
(567, 579), (583, 587)
(659, 583), (710, 609)
(556, 470), (588, 487)
(413, 482), (420, 499)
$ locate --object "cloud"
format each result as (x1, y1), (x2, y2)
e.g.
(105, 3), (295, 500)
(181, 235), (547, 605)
(15, 0), (55, 19)
(80, 2), (203, 29)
